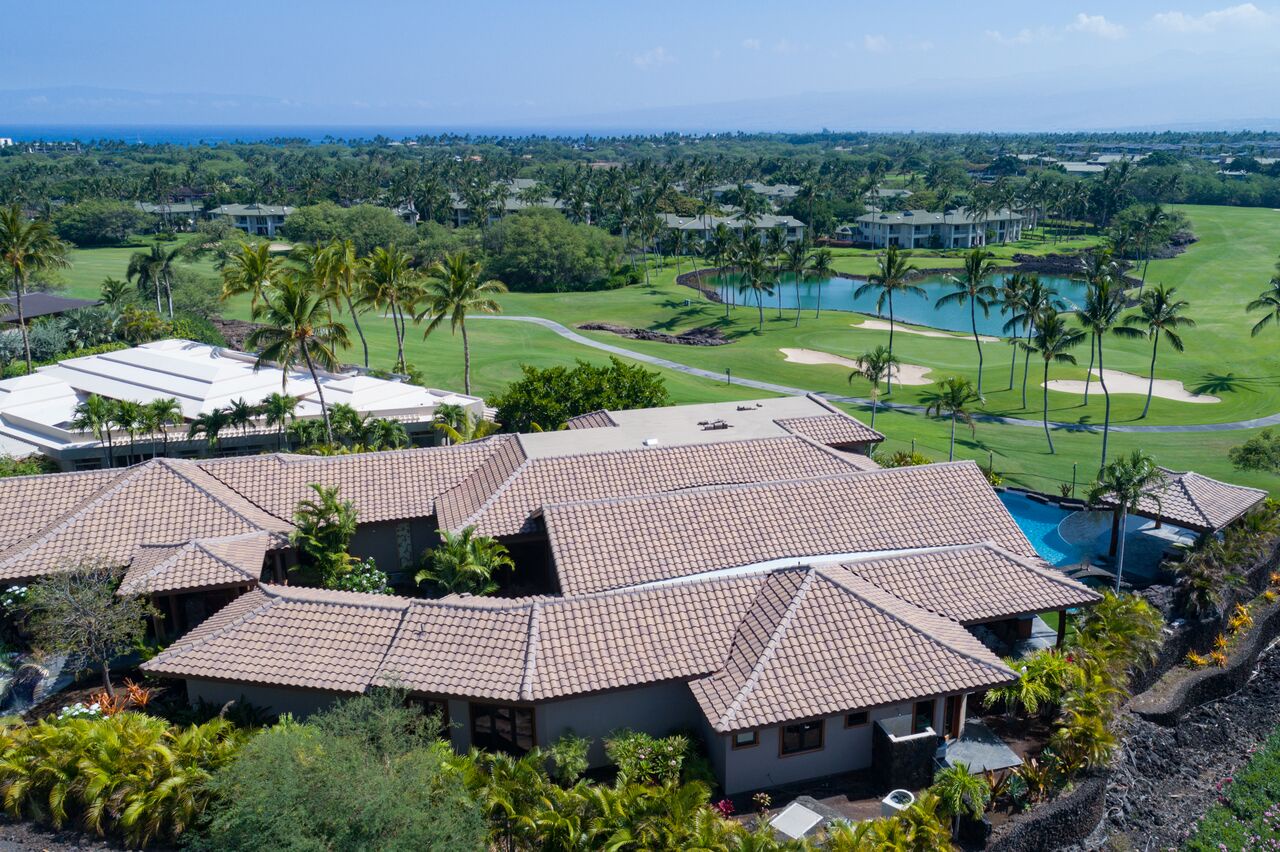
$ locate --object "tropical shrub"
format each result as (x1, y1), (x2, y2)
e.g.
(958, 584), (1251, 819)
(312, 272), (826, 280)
(193, 690), (486, 851)
(930, 762), (991, 836)
(545, 732), (591, 785)
(289, 483), (360, 588)
(326, 558), (391, 595)
(982, 648), (1076, 717)
(0, 713), (245, 847)
(491, 357), (671, 433)
(877, 449), (934, 468)
(416, 526), (514, 596)
(603, 729), (689, 785)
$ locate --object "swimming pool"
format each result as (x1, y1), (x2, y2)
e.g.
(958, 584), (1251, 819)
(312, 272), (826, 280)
(998, 491), (1091, 567)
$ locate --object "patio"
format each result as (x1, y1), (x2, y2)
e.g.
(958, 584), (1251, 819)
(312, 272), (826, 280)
(944, 718), (1023, 774)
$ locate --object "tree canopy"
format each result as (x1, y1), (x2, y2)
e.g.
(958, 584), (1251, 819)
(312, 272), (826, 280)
(482, 208), (622, 292)
(491, 356), (671, 432)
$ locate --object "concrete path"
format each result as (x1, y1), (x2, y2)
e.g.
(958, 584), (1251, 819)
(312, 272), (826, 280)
(475, 316), (1280, 434)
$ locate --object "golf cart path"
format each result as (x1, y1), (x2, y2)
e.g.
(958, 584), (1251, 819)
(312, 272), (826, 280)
(475, 316), (1280, 434)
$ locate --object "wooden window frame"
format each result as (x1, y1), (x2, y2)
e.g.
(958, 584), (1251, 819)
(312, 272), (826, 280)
(731, 730), (759, 750)
(469, 702), (536, 755)
(844, 710), (870, 729)
(778, 719), (825, 757)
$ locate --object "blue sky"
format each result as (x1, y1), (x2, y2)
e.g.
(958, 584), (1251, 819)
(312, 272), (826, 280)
(3, 1), (1277, 130)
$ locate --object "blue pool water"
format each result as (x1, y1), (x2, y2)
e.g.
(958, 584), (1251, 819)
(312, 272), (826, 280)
(711, 272), (1088, 337)
(999, 491), (1091, 567)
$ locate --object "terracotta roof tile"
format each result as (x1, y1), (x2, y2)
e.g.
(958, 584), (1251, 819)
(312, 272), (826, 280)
(0, 469), (117, 552)
(544, 461), (1036, 595)
(1119, 468), (1268, 532)
(564, 410), (619, 430)
(837, 543), (1101, 624)
(441, 436), (865, 537)
(121, 532), (270, 596)
(774, 414), (884, 447)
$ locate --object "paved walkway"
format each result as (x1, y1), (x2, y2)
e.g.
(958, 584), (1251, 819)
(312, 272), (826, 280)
(476, 316), (1280, 434)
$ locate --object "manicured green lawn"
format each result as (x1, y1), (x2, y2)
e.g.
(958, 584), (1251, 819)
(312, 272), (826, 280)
(52, 205), (1280, 494)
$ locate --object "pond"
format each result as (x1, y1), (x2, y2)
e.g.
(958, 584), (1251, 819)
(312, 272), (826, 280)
(710, 272), (1088, 337)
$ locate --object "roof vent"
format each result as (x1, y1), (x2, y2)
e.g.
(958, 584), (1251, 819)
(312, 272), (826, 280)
(642, 438), (660, 447)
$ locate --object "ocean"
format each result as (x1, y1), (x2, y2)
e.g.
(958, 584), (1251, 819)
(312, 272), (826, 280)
(2, 124), (597, 145)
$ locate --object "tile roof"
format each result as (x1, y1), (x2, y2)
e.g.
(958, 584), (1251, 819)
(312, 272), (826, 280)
(0, 468), (117, 552)
(439, 436), (865, 537)
(543, 461), (1037, 595)
(145, 585), (413, 693)
(1118, 468), (1268, 532)
(774, 414), (883, 447)
(197, 438), (509, 524)
(0, 459), (290, 583)
(837, 543), (1100, 624)
(688, 567), (1015, 731)
(121, 532), (270, 596)
(563, 410), (619, 430)
(145, 563), (1016, 727)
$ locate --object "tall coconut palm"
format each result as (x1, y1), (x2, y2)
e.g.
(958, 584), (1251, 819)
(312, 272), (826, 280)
(261, 392), (299, 451)
(1247, 260), (1280, 336)
(0, 205), (70, 375)
(782, 239), (810, 328)
(854, 245), (922, 392)
(764, 227), (788, 318)
(1135, 204), (1167, 291)
(999, 273), (1033, 391)
(417, 251), (506, 395)
(126, 244), (166, 315)
(733, 233), (773, 331)
(1018, 279), (1062, 409)
(850, 345), (898, 430)
(1087, 451), (1165, 591)
(938, 247), (998, 398)
(142, 397), (182, 459)
(226, 397), (258, 437)
(1021, 308), (1085, 454)
(70, 394), (117, 468)
(922, 376), (980, 461)
(1077, 249), (1120, 403)
(1120, 284), (1195, 419)
(219, 241), (284, 312)
(362, 244), (416, 373)
(1079, 277), (1126, 471)
(708, 223), (736, 316)
(247, 275), (351, 445)
(112, 400), (145, 464)
(807, 246), (835, 320)
(316, 239), (370, 369)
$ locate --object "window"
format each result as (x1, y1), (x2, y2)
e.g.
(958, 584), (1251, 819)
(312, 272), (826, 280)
(469, 703), (535, 755)
(732, 730), (758, 750)
(912, 700), (936, 735)
(844, 711), (869, 728)
(779, 720), (824, 756)
(407, 696), (450, 733)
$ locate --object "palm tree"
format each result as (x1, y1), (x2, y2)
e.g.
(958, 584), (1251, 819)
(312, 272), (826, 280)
(850, 345), (898, 431)
(246, 275), (351, 445)
(938, 248), (998, 398)
(764, 227), (788, 318)
(1087, 451), (1165, 591)
(70, 394), (117, 468)
(112, 400), (145, 464)
(922, 376), (979, 461)
(782, 240), (810, 328)
(126, 245), (175, 315)
(416, 251), (506, 395)
(261, 392), (299, 451)
(1135, 204), (1167, 291)
(807, 246), (836, 320)
(316, 239), (370, 369)
(187, 408), (231, 453)
(733, 233), (773, 331)
(226, 397), (258, 437)
(1120, 284), (1195, 419)
(433, 411), (500, 444)
(415, 526), (515, 596)
(1021, 308), (1085, 454)
(1018, 278), (1062, 409)
(142, 397), (182, 459)
(999, 273), (1032, 391)
(855, 245), (922, 393)
(432, 402), (468, 445)
(99, 277), (130, 310)
(708, 224), (736, 316)
(1077, 249), (1120, 404)
(1246, 259), (1280, 336)
(931, 762), (991, 839)
(219, 241), (284, 311)
(362, 244), (416, 373)
(1079, 276), (1126, 471)
(0, 205), (70, 375)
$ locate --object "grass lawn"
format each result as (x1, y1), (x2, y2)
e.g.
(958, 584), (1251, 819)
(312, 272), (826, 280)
(52, 205), (1280, 494)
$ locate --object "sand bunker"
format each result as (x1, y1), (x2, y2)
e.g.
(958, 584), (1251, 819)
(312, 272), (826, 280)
(1045, 369), (1219, 403)
(853, 319), (998, 343)
(779, 348), (934, 386)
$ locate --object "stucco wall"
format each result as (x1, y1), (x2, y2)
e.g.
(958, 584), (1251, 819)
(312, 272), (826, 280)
(719, 699), (946, 795)
(350, 518), (437, 583)
(185, 678), (344, 719)
(533, 681), (704, 767)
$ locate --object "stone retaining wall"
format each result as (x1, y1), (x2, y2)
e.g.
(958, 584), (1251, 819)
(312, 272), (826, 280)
(986, 772), (1109, 852)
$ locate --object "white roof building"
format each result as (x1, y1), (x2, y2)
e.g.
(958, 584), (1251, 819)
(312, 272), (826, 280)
(0, 339), (483, 468)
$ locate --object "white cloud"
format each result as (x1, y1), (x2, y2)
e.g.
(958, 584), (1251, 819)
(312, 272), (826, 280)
(863, 34), (889, 52)
(985, 27), (1039, 44)
(632, 46), (676, 69)
(1067, 13), (1127, 39)
(772, 38), (801, 54)
(741, 37), (761, 50)
(1151, 3), (1272, 31)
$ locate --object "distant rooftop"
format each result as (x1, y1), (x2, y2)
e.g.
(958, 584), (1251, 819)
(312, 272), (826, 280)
(0, 292), (98, 324)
